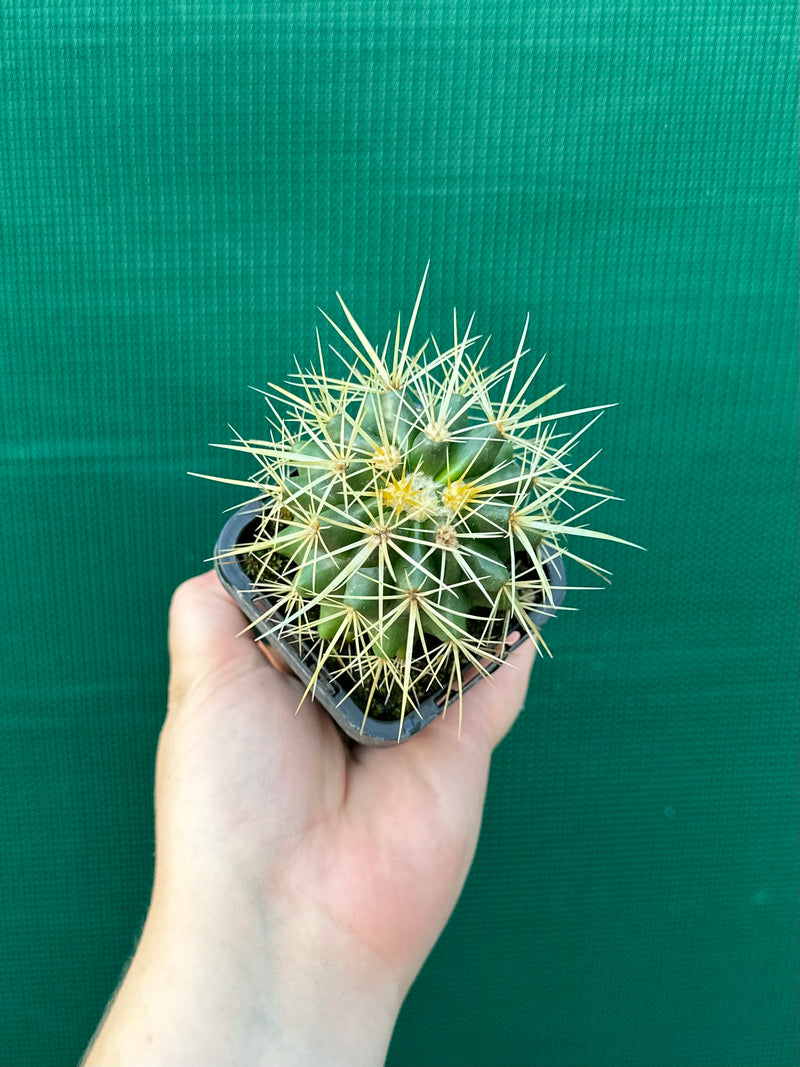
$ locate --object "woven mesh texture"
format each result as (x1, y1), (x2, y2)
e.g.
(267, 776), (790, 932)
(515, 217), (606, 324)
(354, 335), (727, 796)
(1, 3), (797, 1065)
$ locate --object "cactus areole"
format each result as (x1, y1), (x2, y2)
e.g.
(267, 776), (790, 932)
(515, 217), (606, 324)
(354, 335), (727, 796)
(207, 271), (626, 744)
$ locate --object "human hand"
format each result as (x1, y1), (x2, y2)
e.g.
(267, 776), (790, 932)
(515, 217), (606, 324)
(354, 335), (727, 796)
(83, 570), (535, 1067)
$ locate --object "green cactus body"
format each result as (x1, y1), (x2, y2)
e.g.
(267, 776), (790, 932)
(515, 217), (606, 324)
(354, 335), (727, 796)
(210, 273), (633, 735)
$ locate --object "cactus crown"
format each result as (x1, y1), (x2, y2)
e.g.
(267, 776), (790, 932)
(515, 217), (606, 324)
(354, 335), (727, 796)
(206, 272), (631, 735)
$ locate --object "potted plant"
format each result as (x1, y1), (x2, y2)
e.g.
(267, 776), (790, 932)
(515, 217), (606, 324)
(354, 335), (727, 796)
(204, 270), (631, 745)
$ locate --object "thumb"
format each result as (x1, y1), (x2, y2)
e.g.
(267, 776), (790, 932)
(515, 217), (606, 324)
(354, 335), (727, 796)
(451, 636), (537, 751)
(393, 634), (536, 773)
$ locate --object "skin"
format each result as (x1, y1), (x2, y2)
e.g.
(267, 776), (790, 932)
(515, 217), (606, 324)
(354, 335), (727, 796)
(82, 570), (535, 1067)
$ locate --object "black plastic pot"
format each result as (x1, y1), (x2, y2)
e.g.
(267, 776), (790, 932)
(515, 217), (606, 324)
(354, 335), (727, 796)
(214, 500), (567, 745)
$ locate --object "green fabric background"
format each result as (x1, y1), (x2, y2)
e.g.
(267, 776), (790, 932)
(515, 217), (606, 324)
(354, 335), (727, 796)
(1, 3), (797, 1065)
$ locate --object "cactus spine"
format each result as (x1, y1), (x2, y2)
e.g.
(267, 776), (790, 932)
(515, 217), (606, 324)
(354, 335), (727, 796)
(210, 271), (629, 736)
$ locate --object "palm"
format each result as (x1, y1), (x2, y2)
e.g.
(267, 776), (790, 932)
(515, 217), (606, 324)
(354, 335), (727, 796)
(162, 571), (534, 990)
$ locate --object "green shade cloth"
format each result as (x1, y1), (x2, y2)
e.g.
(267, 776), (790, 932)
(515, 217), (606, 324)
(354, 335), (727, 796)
(1, 3), (797, 1065)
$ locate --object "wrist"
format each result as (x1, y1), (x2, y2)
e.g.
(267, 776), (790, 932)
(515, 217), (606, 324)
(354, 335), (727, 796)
(84, 882), (402, 1067)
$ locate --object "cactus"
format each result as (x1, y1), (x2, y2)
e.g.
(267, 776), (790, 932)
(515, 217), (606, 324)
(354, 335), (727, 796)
(205, 270), (633, 737)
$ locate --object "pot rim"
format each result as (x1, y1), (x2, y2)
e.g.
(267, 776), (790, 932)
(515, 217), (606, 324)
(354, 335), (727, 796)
(213, 499), (566, 745)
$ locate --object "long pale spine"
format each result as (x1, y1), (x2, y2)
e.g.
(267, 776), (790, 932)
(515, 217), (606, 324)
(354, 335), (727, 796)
(209, 277), (632, 738)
